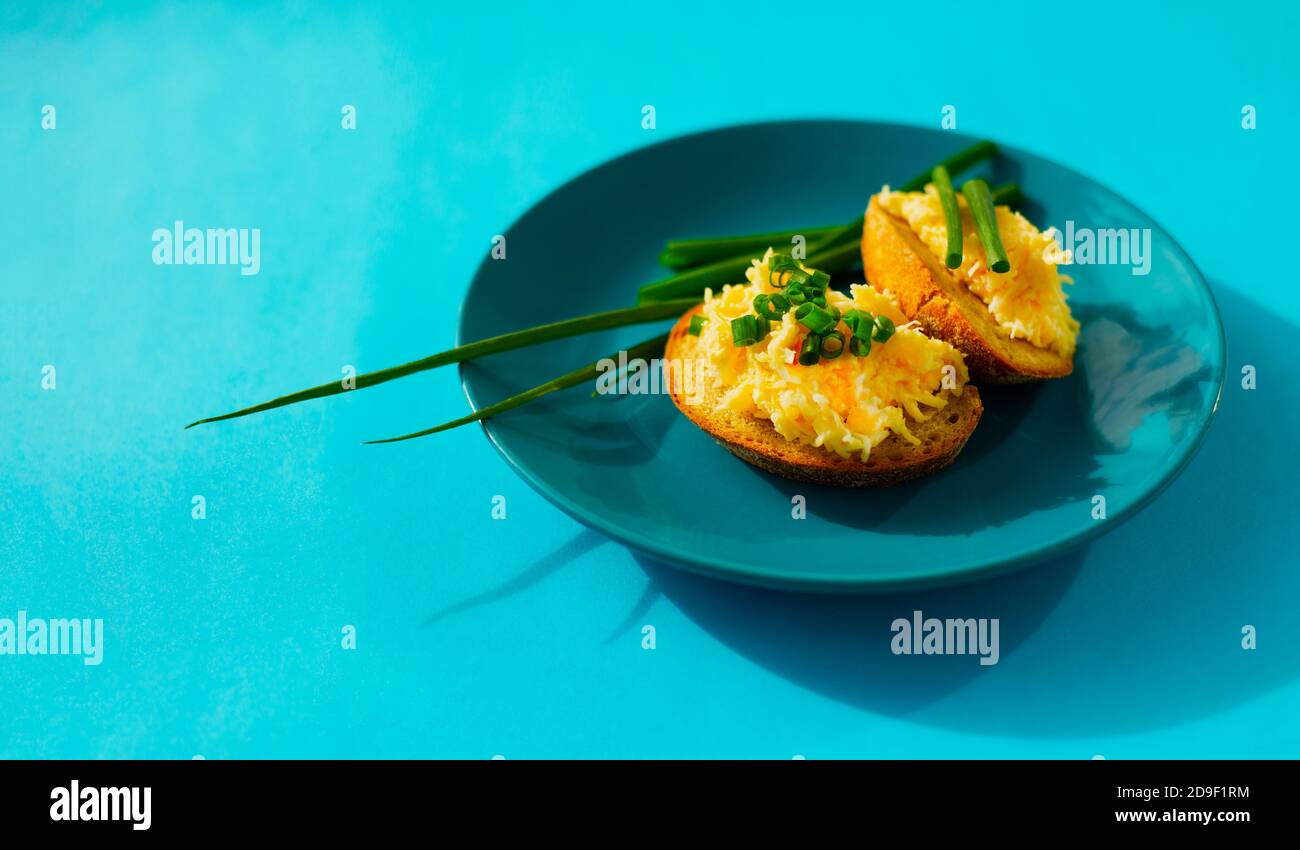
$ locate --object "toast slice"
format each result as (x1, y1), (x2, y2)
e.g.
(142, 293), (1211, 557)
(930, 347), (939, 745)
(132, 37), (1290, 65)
(664, 306), (983, 488)
(862, 197), (1073, 383)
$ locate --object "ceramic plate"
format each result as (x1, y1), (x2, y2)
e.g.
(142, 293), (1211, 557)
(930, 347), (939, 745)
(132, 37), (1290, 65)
(458, 120), (1225, 591)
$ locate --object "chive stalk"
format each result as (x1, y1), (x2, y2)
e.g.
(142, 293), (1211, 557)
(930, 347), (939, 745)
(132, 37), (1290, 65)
(636, 232), (861, 305)
(637, 141), (999, 301)
(186, 298), (699, 429)
(730, 315), (761, 346)
(990, 182), (1021, 207)
(665, 181), (1019, 274)
(191, 143), (1019, 436)
(798, 334), (822, 366)
(659, 225), (840, 269)
(365, 334), (669, 444)
(636, 248), (768, 305)
(932, 165), (963, 269)
(961, 179), (1011, 274)
(798, 140), (998, 261)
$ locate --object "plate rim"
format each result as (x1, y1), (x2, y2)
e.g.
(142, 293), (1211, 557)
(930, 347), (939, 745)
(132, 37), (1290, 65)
(456, 117), (1227, 592)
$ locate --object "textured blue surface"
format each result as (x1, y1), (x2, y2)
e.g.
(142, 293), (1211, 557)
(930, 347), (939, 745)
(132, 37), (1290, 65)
(1, 2), (1296, 758)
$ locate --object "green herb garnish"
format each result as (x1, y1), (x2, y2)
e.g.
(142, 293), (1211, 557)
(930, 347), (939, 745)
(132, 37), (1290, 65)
(843, 309), (876, 357)
(753, 293), (790, 320)
(185, 298), (698, 429)
(842, 309), (870, 336)
(687, 314), (706, 336)
(730, 315), (761, 347)
(962, 178), (1011, 274)
(798, 333), (823, 366)
(652, 180), (1020, 276)
(658, 226), (839, 270)
(190, 143), (1017, 442)
(636, 141), (999, 303)
(932, 165), (964, 269)
(871, 315), (896, 343)
(820, 331), (846, 360)
(797, 140), (999, 264)
(795, 303), (837, 335)
(365, 334), (669, 444)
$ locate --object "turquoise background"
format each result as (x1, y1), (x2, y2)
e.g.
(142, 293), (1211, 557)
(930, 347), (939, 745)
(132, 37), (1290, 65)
(1, 1), (1296, 758)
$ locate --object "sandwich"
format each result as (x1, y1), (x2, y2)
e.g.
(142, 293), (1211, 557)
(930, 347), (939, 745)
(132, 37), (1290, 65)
(862, 183), (1079, 383)
(665, 250), (982, 487)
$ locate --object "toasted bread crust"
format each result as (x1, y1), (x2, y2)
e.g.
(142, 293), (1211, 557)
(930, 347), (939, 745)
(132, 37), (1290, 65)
(862, 198), (1073, 384)
(664, 306), (983, 487)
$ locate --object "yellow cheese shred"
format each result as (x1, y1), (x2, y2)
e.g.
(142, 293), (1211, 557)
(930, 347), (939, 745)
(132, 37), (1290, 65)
(695, 250), (970, 462)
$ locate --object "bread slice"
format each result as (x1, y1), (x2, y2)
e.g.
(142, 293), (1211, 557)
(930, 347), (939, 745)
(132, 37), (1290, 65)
(664, 306), (983, 488)
(862, 197), (1073, 383)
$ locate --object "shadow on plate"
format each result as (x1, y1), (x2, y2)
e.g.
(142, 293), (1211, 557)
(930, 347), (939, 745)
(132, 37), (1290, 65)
(486, 391), (674, 468)
(743, 299), (1212, 537)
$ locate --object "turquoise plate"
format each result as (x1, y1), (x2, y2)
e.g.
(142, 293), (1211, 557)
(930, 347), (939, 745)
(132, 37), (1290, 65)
(458, 120), (1225, 592)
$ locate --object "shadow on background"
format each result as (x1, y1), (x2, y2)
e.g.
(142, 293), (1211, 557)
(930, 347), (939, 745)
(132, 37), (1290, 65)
(635, 545), (1087, 719)
(633, 284), (1299, 739)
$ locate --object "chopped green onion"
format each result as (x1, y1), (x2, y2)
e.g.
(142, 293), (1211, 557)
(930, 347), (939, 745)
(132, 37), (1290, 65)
(786, 285), (809, 305)
(687, 314), (706, 336)
(932, 165), (963, 269)
(186, 297), (701, 429)
(783, 270), (811, 290)
(806, 270), (831, 291)
(821, 331), (845, 360)
(754, 293), (789, 320)
(795, 304), (837, 335)
(731, 315), (761, 346)
(842, 309), (871, 336)
(849, 334), (872, 357)
(962, 178), (1010, 274)
(798, 333), (823, 366)
(871, 315), (896, 343)
(365, 334), (669, 444)
(768, 253), (803, 288)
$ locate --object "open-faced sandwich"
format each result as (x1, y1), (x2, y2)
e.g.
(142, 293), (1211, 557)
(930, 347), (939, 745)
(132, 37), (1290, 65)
(665, 249), (982, 487)
(862, 177), (1079, 383)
